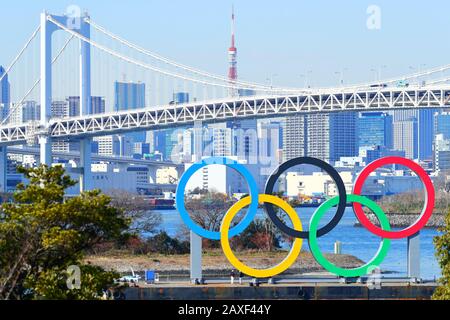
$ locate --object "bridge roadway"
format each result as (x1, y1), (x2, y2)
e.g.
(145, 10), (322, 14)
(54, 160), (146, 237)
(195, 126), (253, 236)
(1, 85), (450, 146)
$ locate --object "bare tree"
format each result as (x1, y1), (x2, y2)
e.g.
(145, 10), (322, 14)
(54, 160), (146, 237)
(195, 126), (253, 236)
(107, 189), (162, 235)
(184, 192), (238, 233)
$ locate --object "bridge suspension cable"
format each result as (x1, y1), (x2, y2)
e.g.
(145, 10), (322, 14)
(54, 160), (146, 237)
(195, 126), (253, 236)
(85, 17), (295, 92)
(0, 34), (75, 126)
(49, 16), (306, 94)
(334, 65), (450, 92)
(0, 25), (40, 85)
(92, 18), (450, 94)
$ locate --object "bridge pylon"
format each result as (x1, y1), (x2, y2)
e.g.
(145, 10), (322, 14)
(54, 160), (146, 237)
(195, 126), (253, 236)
(40, 10), (92, 192)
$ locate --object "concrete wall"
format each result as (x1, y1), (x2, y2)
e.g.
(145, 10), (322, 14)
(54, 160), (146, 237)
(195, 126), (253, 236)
(124, 284), (436, 300)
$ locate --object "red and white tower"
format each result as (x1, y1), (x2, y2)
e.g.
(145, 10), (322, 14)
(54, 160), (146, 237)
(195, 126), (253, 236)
(228, 6), (238, 95)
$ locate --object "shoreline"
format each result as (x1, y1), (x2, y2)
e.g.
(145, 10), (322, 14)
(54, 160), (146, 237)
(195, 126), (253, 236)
(354, 213), (445, 228)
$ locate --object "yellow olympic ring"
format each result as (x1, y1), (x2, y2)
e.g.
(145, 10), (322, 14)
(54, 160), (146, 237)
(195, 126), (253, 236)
(220, 194), (303, 278)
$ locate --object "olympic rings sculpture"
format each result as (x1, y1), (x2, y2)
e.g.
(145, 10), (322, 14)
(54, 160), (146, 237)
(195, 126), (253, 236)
(176, 156), (435, 278)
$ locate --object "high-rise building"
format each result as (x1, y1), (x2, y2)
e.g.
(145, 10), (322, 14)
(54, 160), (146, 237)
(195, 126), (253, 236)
(94, 136), (118, 156)
(0, 66), (10, 109)
(148, 130), (166, 155)
(67, 96), (106, 116)
(283, 114), (306, 161)
(306, 114), (331, 161)
(259, 121), (283, 174)
(232, 119), (258, 163)
(434, 134), (450, 171)
(418, 109), (435, 160)
(163, 93), (190, 160)
(51, 100), (69, 118)
(359, 112), (393, 148)
(133, 142), (150, 158)
(329, 112), (358, 162)
(22, 101), (40, 122)
(9, 103), (23, 125)
(182, 129), (194, 162)
(392, 109), (434, 160)
(435, 111), (450, 139)
(91, 96), (106, 114)
(283, 112), (358, 163)
(114, 81), (146, 146)
(93, 135), (134, 157)
(50, 100), (70, 152)
(67, 96), (80, 117)
(393, 120), (418, 159)
(114, 81), (146, 111)
(210, 122), (233, 157)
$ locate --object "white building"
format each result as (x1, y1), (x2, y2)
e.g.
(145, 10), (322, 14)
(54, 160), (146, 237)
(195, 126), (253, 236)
(286, 171), (354, 198)
(93, 135), (134, 157)
(184, 157), (265, 195)
(64, 163), (157, 195)
(156, 167), (179, 184)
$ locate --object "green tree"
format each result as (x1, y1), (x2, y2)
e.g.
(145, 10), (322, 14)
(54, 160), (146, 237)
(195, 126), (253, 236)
(433, 209), (450, 300)
(0, 165), (129, 300)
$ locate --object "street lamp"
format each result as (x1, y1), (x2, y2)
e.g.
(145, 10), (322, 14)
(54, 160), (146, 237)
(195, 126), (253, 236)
(300, 71), (313, 88)
(371, 66), (387, 82)
(335, 68), (348, 86)
(266, 74), (278, 89)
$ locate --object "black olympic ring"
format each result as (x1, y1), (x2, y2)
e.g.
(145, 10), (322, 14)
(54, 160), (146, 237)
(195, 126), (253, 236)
(264, 157), (347, 239)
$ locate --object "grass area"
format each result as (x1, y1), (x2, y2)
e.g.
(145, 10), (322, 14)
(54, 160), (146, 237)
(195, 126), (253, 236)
(85, 249), (364, 274)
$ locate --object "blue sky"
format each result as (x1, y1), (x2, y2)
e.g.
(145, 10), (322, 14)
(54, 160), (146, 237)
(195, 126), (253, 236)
(1, 0), (450, 87)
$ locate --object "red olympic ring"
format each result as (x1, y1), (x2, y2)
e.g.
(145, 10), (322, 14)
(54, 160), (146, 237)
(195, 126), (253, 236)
(353, 156), (435, 239)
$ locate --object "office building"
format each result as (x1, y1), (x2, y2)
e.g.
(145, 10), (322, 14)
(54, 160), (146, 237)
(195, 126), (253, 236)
(164, 93), (190, 160)
(232, 119), (258, 163)
(435, 134), (450, 171)
(306, 114), (330, 161)
(114, 81), (146, 147)
(359, 112), (393, 148)
(329, 112), (358, 162)
(259, 121), (283, 165)
(435, 111), (450, 139)
(67, 96), (105, 116)
(114, 81), (146, 111)
(393, 120), (418, 159)
(283, 114), (306, 161)
(392, 109), (434, 160)
(0, 66), (10, 104)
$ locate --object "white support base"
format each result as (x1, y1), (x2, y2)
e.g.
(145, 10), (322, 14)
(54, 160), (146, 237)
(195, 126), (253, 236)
(0, 146), (7, 192)
(38, 136), (52, 166)
(79, 138), (92, 192)
(190, 231), (202, 283)
(407, 231), (421, 279)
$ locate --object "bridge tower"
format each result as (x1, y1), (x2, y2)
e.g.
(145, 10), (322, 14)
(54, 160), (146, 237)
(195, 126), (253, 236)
(40, 11), (92, 192)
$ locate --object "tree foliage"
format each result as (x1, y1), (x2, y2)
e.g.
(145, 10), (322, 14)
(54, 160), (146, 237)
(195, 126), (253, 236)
(0, 165), (129, 300)
(433, 209), (450, 300)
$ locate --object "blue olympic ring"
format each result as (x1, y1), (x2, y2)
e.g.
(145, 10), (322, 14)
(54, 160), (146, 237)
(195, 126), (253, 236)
(175, 157), (259, 240)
